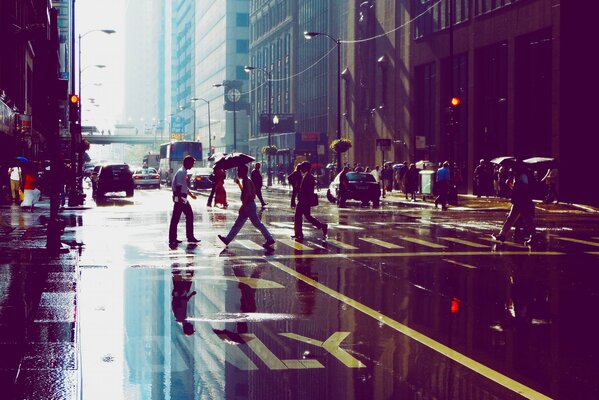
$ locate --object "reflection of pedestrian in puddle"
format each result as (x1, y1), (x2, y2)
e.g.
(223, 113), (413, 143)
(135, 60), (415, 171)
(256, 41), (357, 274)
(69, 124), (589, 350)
(213, 264), (260, 344)
(171, 264), (196, 335)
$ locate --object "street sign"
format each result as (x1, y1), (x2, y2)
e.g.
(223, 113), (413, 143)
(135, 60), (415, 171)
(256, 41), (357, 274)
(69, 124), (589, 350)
(376, 138), (391, 148)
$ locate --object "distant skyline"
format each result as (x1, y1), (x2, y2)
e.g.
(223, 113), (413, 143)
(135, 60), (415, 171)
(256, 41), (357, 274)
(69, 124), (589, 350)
(76, 0), (125, 132)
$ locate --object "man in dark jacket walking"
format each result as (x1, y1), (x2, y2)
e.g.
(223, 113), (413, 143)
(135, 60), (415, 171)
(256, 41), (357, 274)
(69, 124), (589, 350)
(250, 162), (267, 207)
(293, 161), (328, 241)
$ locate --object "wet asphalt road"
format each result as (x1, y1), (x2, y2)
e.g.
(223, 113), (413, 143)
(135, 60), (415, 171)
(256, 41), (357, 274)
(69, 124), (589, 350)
(68, 184), (599, 400)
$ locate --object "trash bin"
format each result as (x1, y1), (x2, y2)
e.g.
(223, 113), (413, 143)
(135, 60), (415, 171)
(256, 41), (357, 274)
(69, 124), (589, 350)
(419, 170), (436, 201)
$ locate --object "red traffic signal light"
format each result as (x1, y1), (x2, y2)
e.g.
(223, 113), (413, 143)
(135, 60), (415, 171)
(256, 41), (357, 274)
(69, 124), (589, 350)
(69, 94), (80, 104)
(450, 96), (461, 107)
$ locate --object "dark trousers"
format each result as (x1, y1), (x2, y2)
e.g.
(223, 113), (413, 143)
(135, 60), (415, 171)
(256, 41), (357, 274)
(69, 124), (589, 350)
(294, 203), (324, 237)
(291, 187), (298, 207)
(169, 201), (194, 242)
(435, 181), (449, 208)
(255, 185), (266, 206)
(207, 183), (216, 206)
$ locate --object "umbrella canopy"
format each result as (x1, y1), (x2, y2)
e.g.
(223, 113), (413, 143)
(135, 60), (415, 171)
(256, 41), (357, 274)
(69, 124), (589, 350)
(490, 156), (516, 165)
(208, 152), (227, 162)
(523, 157), (558, 168)
(212, 153), (255, 170)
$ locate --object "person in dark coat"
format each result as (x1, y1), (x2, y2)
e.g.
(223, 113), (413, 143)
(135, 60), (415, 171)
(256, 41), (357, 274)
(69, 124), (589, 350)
(404, 163), (419, 201)
(293, 161), (327, 241)
(287, 164), (302, 208)
(250, 162), (268, 207)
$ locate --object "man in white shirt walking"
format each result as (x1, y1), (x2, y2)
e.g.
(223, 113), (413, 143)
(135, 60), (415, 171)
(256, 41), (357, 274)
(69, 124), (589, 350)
(8, 166), (21, 203)
(169, 156), (200, 248)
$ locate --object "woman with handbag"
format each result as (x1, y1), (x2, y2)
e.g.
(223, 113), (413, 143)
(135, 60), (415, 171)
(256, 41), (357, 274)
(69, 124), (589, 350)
(292, 161), (328, 241)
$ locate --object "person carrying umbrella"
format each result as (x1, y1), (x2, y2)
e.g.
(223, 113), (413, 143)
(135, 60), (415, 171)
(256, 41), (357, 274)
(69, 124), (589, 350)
(218, 164), (275, 250)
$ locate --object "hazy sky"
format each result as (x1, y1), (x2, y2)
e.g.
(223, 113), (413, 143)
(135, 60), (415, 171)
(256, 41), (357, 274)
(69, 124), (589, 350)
(76, 0), (125, 132)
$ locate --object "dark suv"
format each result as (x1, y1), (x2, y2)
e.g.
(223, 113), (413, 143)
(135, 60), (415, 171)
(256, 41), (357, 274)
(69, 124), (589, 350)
(92, 163), (135, 198)
(327, 172), (381, 207)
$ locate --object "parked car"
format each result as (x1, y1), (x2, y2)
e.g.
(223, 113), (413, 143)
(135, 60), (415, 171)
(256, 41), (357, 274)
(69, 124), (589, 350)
(92, 163), (135, 198)
(188, 167), (213, 190)
(327, 172), (381, 207)
(132, 167), (161, 189)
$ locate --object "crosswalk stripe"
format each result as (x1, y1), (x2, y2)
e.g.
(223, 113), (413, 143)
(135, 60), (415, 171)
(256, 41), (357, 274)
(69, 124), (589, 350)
(359, 237), (403, 249)
(326, 239), (359, 250)
(398, 237), (447, 249)
(237, 240), (264, 250)
(269, 222), (295, 228)
(278, 239), (313, 251)
(443, 259), (478, 269)
(330, 224), (364, 231)
(478, 237), (528, 249)
(439, 237), (488, 248)
(553, 237), (599, 247)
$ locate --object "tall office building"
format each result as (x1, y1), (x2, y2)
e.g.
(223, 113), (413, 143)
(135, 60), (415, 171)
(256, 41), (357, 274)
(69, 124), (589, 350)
(194, 0), (250, 157)
(123, 0), (166, 136)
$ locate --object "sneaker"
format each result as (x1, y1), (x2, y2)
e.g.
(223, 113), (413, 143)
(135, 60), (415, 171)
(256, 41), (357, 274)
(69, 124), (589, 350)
(262, 202), (269, 208)
(187, 237), (201, 243)
(491, 233), (506, 242)
(322, 224), (328, 238)
(217, 234), (229, 246)
(291, 234), (304, 241)
(262, 238), (275, 249)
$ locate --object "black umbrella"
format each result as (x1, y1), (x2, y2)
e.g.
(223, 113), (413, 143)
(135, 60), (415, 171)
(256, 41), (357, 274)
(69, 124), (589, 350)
(523, 157), (558, 169)
(490, 156), (516, 165)
(212, 153), (255, 170)
(208, 152), (227, 162)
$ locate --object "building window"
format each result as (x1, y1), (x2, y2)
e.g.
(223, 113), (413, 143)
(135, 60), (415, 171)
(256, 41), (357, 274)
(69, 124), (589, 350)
(236, 13), (249, 27)
(236, 40), (249, 53)
(414, 0), (469, 39)
(415, 62), (436, 161)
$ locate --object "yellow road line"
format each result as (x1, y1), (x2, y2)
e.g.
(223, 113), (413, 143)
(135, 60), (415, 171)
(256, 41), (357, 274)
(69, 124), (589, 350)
(359, 237), (403, 249)
(268, 261), (553, 400)
(553, 237), (599, 247)
(442, 259), (478, 269)
(398, 237), (447, 249)
(326, 239), (359, 250)
(218, 250), (563, 261)
(439, 237), (488, 248)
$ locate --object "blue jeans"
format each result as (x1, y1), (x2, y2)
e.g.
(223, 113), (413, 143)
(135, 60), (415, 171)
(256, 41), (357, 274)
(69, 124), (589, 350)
(224, 201), (273, 243)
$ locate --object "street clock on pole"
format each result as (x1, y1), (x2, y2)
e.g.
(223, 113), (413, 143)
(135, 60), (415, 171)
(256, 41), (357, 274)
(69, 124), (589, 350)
(227, 88), (241, 103)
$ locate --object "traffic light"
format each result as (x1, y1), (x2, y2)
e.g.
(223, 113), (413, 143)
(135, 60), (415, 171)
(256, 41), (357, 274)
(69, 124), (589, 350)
(448, 96), (461, 131)
(69, 94), (80, 124)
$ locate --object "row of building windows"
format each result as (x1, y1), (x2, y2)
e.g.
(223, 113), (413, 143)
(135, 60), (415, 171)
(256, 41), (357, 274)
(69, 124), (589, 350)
(250, 0), (289, 42)
(414, 0), (522, 38)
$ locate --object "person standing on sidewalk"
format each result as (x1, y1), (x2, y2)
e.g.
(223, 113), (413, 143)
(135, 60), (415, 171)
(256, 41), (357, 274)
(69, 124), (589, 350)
(8, 166), (21, 204)
(541, 167), (558, 203)
(293, 161), (328, 240)
(371, 165), (381, 196)
(218, 164), (275, 249)
(250, 162), (268, 208)
(206, 168), (216, 207)
(168, 155), (200, 248)
(434, 161), (450, 210)
(381, 164), (393, 196)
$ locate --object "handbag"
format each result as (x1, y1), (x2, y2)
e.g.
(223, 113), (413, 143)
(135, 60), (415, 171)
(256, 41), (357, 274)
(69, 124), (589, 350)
(18, 189), (25, 201)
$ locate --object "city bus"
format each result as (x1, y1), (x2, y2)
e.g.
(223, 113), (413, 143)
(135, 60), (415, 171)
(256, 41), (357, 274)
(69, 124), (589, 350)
(159, 141), (202, 185)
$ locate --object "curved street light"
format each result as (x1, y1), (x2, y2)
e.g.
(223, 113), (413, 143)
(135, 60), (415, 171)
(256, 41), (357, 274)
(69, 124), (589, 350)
(304, 31), (342, 171)
(244, 65), (273, 186)
(191, 97), (212, 159)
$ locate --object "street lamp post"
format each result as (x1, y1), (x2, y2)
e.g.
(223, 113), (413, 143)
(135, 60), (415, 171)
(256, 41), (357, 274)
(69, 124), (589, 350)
(244, 65), (273, 186)
(304, 31), (342, 171)
(213, 83), (239, 153)
(191, 98), (212, 160)
(73, 28), (115, 206)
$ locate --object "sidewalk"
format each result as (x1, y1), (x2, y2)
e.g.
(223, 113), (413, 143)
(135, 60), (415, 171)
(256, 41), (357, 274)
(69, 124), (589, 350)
(0, 199), (80, 400)
(263, 182), (599, 214)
